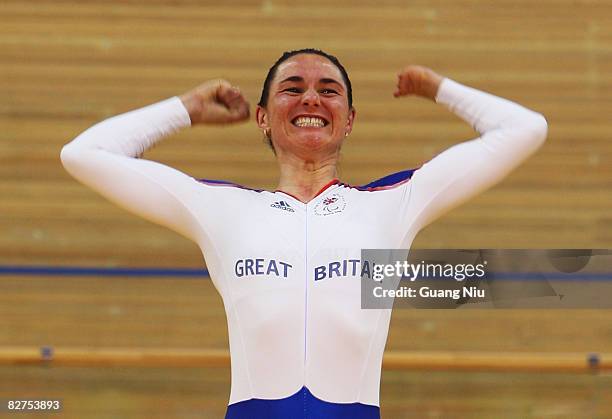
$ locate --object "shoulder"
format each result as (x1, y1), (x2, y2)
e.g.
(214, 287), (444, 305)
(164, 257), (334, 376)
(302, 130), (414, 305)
(344, 169), (418, 192)
(191, 178), (269, 203)
(195, 178), (265, 193)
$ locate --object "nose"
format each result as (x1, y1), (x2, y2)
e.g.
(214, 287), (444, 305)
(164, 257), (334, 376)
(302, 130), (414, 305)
(301, 87), (320, 107)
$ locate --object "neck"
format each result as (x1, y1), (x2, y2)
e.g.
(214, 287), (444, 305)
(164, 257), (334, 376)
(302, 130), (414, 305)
(276, 153), (339, 203)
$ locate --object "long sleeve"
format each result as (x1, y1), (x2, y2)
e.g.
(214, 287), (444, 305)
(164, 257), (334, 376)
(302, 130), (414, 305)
(60, 97), (206, 243)
(403, 78), (548, 236)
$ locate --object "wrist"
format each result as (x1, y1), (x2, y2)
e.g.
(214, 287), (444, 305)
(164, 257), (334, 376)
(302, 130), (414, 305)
(179, 92), (203, 125)
(423, 73), (444, 101)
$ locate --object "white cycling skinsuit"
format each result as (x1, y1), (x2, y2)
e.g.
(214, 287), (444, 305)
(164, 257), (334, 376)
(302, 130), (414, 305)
(60, 78), (547, 419)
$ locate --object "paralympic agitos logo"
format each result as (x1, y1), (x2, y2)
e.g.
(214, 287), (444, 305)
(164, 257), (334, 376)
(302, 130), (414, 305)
(315, 193), (346, 216)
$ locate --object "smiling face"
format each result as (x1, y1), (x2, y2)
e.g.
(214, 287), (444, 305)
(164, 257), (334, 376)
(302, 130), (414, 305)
(256, 54), (355, 159)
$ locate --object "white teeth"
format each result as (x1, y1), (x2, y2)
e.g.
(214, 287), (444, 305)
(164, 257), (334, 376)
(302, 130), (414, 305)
(293, 116), (326, 127)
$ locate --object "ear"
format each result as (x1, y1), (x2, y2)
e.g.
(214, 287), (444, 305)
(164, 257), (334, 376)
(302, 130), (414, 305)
(256, 105), (269, 130)
(344, 107), (356, 136)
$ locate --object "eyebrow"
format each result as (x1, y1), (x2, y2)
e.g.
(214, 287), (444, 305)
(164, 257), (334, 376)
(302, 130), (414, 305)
(279, 76), (343, 89)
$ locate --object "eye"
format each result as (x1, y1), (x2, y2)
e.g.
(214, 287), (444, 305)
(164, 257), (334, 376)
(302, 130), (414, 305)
(283, 87), (302, 93)
(321, 88), (338, 95)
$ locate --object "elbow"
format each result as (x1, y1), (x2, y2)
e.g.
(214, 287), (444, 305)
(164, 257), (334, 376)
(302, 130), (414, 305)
(60, 141), (87, 175)
(60, 128), (95, 169)
(528, 112), (548, 149)
(60, 143), (78, 170)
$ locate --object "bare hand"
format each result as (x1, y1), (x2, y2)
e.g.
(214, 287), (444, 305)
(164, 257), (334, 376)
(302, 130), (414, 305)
(180, 79), (250, 125)
(394, 65), (444, 101)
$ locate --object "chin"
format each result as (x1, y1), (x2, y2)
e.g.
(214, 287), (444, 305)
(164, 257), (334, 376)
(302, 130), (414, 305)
(300, 134), (331, 149)
(280, 132), (341, 154)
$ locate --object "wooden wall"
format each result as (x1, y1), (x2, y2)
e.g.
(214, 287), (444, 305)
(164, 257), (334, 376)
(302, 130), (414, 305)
(2, 0), (611, 267)
(1, 1), (611, 418)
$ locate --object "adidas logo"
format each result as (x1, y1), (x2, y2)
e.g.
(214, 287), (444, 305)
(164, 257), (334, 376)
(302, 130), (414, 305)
(271, 200), (295, 212)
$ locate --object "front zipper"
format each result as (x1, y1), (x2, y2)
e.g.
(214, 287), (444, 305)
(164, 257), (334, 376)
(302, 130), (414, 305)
(304, 202), (309, 366)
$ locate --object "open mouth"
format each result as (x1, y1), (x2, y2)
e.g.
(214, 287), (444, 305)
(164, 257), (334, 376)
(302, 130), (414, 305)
(291, 116), (329, 128)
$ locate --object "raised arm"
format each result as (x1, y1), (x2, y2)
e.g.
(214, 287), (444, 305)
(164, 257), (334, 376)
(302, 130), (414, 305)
(394, 66), (548, 232)
(60, 80), (250, 242)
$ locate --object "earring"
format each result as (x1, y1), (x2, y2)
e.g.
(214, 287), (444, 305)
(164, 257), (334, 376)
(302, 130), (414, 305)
(263, 128), (271, 140)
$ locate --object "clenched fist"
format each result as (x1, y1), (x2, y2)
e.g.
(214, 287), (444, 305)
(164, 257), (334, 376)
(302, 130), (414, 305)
(393, 65), (444, 101)
(180, 79), (250, 125)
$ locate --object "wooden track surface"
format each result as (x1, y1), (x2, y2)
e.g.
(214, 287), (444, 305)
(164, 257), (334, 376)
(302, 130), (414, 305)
(1, 1), (611, 417)
(1, 276), (612, 418)
(2, 277), (612, 353)
(1, 366), (611, 419)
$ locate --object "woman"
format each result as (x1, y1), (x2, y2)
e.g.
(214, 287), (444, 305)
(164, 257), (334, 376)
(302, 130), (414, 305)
(61, 49), (547, 418)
